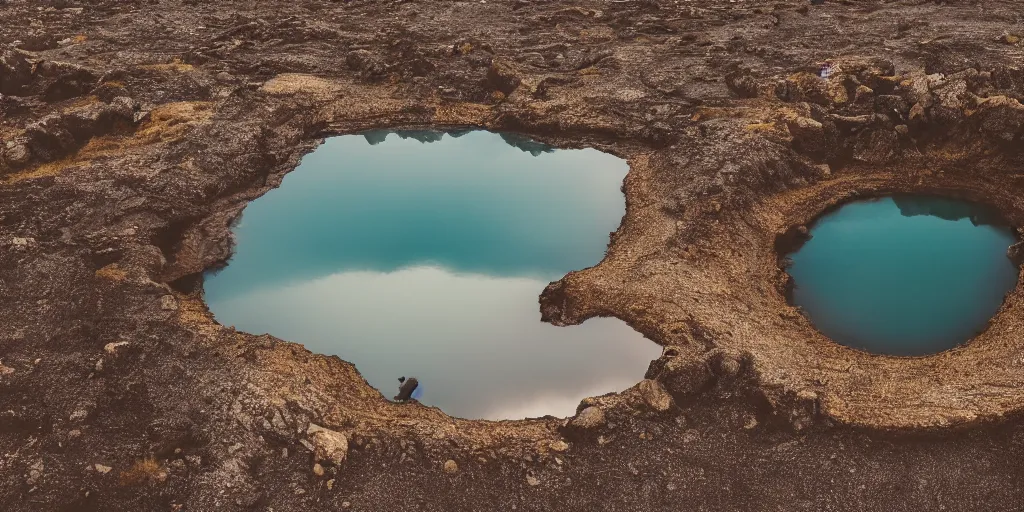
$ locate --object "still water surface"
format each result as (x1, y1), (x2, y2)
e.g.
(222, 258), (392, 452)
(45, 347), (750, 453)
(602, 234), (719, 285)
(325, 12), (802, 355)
(787, 195), (1019, 355)
(205, 130), (659, 419)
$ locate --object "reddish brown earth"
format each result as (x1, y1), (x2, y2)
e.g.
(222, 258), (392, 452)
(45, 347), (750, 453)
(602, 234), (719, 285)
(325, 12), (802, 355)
(3, 0), (1024, 510)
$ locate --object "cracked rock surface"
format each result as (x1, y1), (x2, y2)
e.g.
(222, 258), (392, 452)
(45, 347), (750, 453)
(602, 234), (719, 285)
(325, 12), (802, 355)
(2, 0), (1024, 510)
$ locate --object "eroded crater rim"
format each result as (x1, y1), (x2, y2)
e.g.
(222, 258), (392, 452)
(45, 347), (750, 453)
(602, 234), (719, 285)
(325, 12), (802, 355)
(776, 193), (1021, 357)
(202, 130), (659, 421)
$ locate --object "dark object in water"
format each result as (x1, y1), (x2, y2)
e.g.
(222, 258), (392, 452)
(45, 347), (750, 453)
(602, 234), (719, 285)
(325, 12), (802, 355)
(394, 376), (419, 402)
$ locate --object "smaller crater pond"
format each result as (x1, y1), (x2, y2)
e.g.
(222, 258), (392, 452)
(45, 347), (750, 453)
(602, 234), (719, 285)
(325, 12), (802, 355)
(785, 195), (1020, 356)
(204, 130), (661, 420)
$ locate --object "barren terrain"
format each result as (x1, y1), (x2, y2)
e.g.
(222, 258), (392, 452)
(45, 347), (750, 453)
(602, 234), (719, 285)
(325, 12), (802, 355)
(3, 0), (1024, 510)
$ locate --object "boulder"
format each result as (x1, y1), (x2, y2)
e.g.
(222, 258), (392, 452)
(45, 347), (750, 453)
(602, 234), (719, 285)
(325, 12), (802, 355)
(23, 98), (139, 164)
(549, 440), (569, 453)
(637, 379), (674, 412)
(931, 76), (969, 110)
(104, 341), (129, 355)
(63, 97), (139, 141)
(160, 295), (178, 311)
(781, 72), (848, 105)
(25, 114), (76, 162)
(27, 460), (43, 485)
(830, 56), (896, 84)
(647, 355), (713, 397)
(0, 50), (33, 95)
(3, 143), (31, 167)
(705, 349), (744, 380)
(786, 116), (825, 157)
(908, 102), (928, 127)
(853, 85), (874, 104)
(307, 424), (348, 465)
(725, 69), (760, 98)
(38, 61), (98, 102)
(568, 406), (606, 430)
(974, 95), (1024, 143)
(486, 58), (522, 95)
(874, 94), (910, 119)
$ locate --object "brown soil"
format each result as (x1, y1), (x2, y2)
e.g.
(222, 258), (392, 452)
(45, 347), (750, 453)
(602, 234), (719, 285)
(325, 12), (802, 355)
(2, 0), (1024, 510)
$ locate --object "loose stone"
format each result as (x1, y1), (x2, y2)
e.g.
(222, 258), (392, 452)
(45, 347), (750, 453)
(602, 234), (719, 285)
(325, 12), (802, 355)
(653, 357), (713, 396)
(104, 341), (129, 354)
(569, 406), (606, 430)
(27, 460), (44, 485)
(549, 441), (569, 453)
(307, 423), (348, 465)
(637, 379), (674, 412)
(160, 295), (178, 311)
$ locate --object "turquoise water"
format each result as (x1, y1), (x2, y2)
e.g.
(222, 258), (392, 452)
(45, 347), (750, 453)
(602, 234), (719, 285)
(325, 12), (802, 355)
(786, 196), (1019, 355)
(204, 130), (660, 419)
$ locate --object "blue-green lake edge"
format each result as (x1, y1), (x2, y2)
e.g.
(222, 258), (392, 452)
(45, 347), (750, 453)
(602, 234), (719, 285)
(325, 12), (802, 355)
(203, 129), (662, 419)
(780, 194), (1020, 356)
